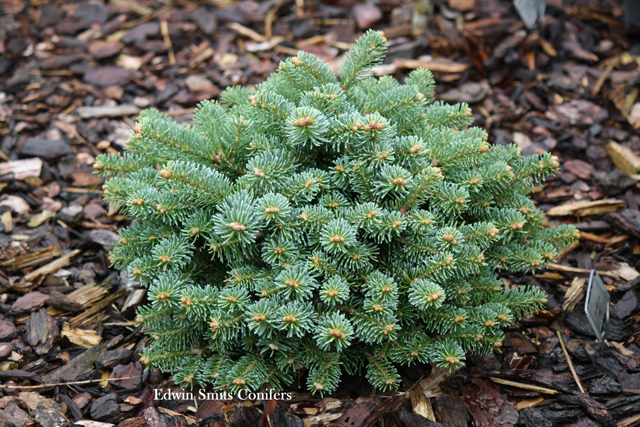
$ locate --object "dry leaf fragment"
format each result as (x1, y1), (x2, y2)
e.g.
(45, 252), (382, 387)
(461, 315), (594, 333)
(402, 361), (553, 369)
(515, 396), (545, 411)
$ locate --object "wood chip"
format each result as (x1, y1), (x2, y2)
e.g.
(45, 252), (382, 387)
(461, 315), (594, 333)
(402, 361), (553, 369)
(27, 210), (56, 228)
(607, 341), (634, 356)
(0, 158), (43, 181)
(69, 288), (126, 328)
(74, 421), (115, 427)
(76, 105), (141, 119)
(61, 323), (102, 348)
(0, 247), (61, 271)
(67, 284), (110, 307)
(490, 377), (558, 394)
(1, 211), (12, 233)
(606, 141), (640, 174)
(618, 413), (640, 427)
(24, 249), (81, 281)
(394, 58), (469, 73)
(546, 199), (625, 216)
(563, 277), (586, 311)
(302, 412), (343, 427)
(410, 387), (435, 421)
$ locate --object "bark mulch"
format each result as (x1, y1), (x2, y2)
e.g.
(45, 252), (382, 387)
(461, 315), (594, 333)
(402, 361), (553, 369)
(1, 0), (640, 426)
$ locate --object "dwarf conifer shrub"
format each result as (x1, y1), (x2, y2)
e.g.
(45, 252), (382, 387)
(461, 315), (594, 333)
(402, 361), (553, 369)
(94, 31), (577, 395)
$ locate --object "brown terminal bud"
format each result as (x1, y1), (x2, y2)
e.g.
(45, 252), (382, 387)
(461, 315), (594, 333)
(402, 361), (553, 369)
(469, 178), (480, 185)
(329, 328), (346, 339)
(159, 255), (171, 263)
(498, 314), (509, 322)
(181, 297), (192, 306)
(131, 198), (144, 206)
(410, 144), (422, 153)
(93, 162), (104, 170)
(445, 356), (460, 365)
(489, 227), (499, 238)
(485, 320), (496, 327)
(132, 268), (142, 276)
(392, 177), (407, 186)
(426, 291), (442, 303)
(265, 206), (280, 214)
(159, 170), (172, 179)
(291, 57), (302, 66)
(330, 235), (346, 243)
(511, 221), (524, 230)
(285, 279), (299, 288)
(335, 165), (345, 172)
(454, 315), (466, 323)
(282, 315), (297, 323)
(519, 207), (530, 214)
(156, 204), (166, 214)
(479, 145), (489, 153)
(119, 238), (127, 244)
(253, 314), (266, 322)
(228, 222), (246, 232)
(156, 292), (170, 301)
(325, 289), (338, 297)
(253, 167), (265, 178)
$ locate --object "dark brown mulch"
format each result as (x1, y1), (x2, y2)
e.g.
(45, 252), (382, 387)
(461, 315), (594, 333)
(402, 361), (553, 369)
(1, 0), (640, 426)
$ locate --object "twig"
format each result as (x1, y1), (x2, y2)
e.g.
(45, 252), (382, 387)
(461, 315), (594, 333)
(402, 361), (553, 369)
(160, 20), (176, 65)
(120, 3), (174, 30)
(404, 374), (425, 394)
(556, 331), (586, 394)
(0, 376), (141, 389)
(265, 0), (284, 40)
(490, 377), (558, 394)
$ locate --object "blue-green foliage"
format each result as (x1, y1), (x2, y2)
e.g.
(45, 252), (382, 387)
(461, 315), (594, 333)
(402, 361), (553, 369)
(94, 30), (576, 396)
